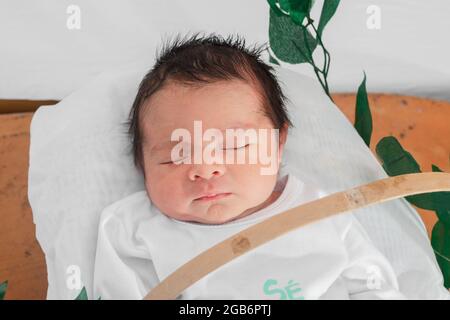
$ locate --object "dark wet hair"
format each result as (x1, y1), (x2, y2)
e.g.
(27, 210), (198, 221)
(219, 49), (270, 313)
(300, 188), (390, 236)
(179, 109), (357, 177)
(126, 33), (292, 173)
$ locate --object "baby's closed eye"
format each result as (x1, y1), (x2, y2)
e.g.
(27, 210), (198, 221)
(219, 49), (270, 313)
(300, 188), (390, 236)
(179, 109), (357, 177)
(159, 144), (250, 164)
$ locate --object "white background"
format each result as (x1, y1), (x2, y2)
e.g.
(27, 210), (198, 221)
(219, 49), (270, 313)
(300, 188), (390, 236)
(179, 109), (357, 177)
(1, 0), (449, 101)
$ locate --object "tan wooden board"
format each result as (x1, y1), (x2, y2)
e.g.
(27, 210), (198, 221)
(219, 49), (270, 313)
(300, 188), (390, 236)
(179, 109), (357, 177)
(333, 93), (450, 237)
(0, 113), (47, 299)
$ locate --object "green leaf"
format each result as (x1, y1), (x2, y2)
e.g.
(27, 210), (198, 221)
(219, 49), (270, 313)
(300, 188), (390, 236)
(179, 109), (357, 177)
(376, 137), (450, 213)
(354, 72), (372, 147)
(278, 0), (291, 12)
(375, 136), (426, 206)
(267, 0), (286, 16)
(409, 192), (448, 212)
(75, 286), (88, 300)
(377, 138), (450, 289)
(279, 0), (314, 25)
(376, 136), (421, 176)
(290, 10), (308, 25)
(431, 221), (450, 289)
(0, 281), (8, 300)
(317, 0), (340, 37)
(431, 165), (450, 226)
(269, 8), (317, 64)
(269, 52), (281, 65)
(290, 0), (313, 25)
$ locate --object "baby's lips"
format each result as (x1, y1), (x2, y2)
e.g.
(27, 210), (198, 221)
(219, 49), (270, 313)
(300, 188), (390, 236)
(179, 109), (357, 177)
(194, 192), (232, 201)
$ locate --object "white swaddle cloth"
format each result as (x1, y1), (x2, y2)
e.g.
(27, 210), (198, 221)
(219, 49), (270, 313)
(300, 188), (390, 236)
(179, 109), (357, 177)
(29, 66), (449, 299)
(93, 173), (405, 300)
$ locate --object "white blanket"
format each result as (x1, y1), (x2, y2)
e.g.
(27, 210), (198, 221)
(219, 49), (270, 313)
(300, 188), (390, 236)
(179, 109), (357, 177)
(28, 65), (449, 299)
(93, 173), (406, 300)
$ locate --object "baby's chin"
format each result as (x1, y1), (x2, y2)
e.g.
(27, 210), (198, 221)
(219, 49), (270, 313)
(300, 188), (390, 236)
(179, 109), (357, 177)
(172, 202), (247, 225)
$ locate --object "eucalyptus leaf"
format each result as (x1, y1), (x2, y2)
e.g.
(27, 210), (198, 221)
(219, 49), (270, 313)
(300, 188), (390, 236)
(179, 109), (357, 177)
(409, 192), (449, 212)
(317, 0), (340, 37)
(354, 72), (372, 147)
(431, 221), (450, 288)
(0, 281), (8, 300)
(75, 286), (88, 300)
(289, 0), (315, 15)
(435, 206), (450, 227)
(376, 136), (421, 176)
(375, 136), (426, 207)
(269, 52), (281, 65)
(376, 137), (450, 213)
(280, 0), (314, 25)
(432, 165), (450, 226)
(267, 0), (286, 16)
(278, 0), (291, 12)
(269, 8), (317, 64)
(290, 10), (308, 25)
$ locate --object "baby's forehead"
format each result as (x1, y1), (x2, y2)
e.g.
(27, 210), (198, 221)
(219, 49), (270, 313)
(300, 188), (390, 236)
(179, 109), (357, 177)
(141, 80), (267, 134)
(143, 118), (263, 146)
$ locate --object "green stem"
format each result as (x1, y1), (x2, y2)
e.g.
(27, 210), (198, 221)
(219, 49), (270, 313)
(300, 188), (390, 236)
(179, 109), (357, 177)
(291, 39), (329, 96)
(305, 16), (333, 102)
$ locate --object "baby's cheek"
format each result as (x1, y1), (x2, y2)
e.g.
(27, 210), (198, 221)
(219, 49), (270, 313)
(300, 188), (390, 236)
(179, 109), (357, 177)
(247, 171), (278, 201)
(144, 174), (166, 203)
(229, 165), (274, 196)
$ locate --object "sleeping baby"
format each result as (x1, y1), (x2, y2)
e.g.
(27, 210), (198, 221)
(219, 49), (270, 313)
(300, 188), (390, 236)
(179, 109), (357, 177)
(93, 34), (405, 300)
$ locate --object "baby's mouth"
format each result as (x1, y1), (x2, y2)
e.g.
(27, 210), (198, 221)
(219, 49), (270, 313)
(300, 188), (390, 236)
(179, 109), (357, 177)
(194, 192), (232, 202)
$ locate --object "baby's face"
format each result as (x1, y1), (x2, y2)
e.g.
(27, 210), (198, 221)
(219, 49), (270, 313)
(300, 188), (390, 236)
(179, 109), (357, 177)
(140, 79), (287, 224)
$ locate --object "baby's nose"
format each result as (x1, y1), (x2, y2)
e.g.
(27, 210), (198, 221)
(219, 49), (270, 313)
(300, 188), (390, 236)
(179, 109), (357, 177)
(188, 164), (225, 181)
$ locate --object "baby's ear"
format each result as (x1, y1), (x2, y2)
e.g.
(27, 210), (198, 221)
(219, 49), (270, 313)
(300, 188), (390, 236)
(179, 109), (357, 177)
(277, 123), (289, 163)
(279, 123), (289, 147)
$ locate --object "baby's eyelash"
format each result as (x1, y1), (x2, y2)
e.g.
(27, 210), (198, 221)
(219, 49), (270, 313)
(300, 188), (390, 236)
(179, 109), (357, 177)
(159, 144), (250, 164)
(160, 156), (189, 165)
(223, 143), (250, 150)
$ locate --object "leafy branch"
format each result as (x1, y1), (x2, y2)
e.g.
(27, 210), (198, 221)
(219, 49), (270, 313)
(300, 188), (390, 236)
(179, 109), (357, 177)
(0, 280), (7, 300)
(268, 0), (338, 101)
(267, 0), (450, 289)
(75, 286), (101, 300)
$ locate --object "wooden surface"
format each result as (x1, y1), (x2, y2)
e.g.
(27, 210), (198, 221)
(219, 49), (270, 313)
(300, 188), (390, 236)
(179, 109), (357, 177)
(333, 93), (450, 237)
(0, 94), (449, 299)
(0, 113), (47, 299)
(0, 100), (58, 114)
